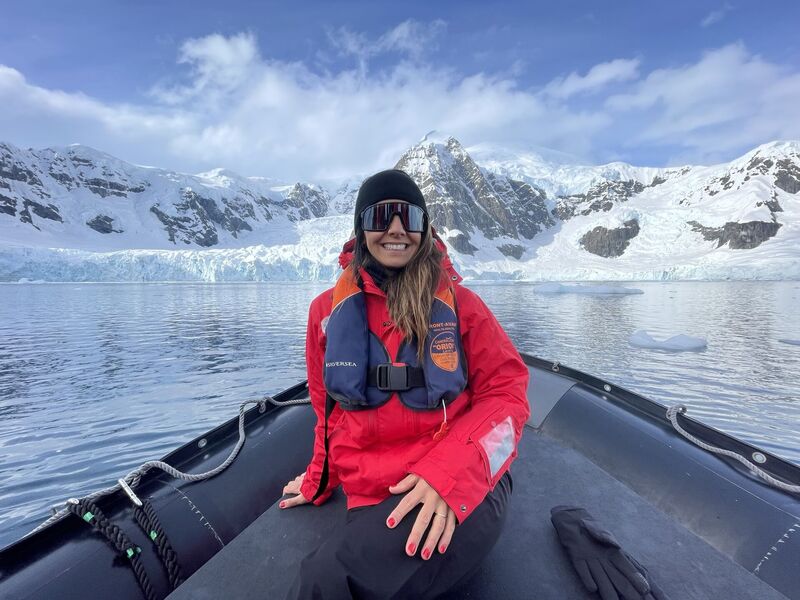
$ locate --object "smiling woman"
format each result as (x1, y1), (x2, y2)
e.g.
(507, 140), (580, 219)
(278, 168), (530, 598)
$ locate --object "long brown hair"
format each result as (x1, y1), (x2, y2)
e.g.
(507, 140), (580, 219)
(351, 224), (444, 362)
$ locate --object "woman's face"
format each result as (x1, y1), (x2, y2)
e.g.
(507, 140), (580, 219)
(363, 200), (423, 269)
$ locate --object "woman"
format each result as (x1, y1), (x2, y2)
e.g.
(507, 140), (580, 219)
(281, 169), (530, 599)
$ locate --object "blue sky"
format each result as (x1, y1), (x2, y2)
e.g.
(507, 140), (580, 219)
(2, 0), (799, 180)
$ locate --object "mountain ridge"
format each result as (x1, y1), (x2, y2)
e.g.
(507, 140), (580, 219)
(1, 137), (798, 281)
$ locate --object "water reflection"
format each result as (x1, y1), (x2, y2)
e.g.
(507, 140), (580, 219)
(489, 281), (800, 468)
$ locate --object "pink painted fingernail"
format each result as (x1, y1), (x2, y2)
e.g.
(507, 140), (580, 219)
(407, 543), (416, 555)
(387, 517), (396, 527)
(439, 544), (447, 553)
(279, 501), (286, 509)
(422, 548), (431, 560)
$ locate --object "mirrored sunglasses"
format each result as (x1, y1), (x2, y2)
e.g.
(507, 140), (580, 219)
(360, 202), (427, 233)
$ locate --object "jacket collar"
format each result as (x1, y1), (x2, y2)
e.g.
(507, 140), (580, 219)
(337, 228), (463, 293)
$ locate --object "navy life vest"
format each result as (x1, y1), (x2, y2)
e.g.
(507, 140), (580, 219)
(323, 268), (467, 411)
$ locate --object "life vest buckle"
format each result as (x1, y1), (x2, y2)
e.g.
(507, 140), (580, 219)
(375, 363), (410, 391)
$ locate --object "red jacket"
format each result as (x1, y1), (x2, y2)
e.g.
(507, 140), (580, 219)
(299, 239), (530, 522)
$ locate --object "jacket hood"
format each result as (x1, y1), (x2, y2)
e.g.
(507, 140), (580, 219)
(337, 227), (462, 285)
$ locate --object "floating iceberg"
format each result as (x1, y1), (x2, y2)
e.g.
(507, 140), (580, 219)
(533, 283), (643, 295)
(629, 330), (708, 351)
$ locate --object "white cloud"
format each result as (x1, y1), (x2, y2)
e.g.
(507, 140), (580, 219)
(1, 28), (799, 179)
(150, 32), (260, 106)
(0, 28), (611, 179)
(325, 20), (446, 76)
(0, 64), (191, 144)
(544, 58), (641, 99)
(701, 4), (734, 27)
(606, 43), (800, 163)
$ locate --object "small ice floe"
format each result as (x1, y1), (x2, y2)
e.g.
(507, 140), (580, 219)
(629, 330), (707, 352)
(534, 283), (643, 295)
(778, 339), (800, 346)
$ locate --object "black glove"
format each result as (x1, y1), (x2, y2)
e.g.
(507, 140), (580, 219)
(550, 505), (669, 600)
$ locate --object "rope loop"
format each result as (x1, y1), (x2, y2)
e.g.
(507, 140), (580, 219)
(667, 404), (800, 495)
(134, 498), (185, 590)
(67, 498), (158, 600)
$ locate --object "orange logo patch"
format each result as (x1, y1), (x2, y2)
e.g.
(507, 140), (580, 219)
(430, 330), (459, 372)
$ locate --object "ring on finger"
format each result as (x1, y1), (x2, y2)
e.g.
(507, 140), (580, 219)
(434, 512), (447, 518)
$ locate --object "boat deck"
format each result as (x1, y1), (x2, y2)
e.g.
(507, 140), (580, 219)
(167, 427), (789, 599)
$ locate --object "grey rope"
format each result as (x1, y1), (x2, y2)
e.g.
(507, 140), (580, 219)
(666, 404), (800, 494)
(29, 394), (310, 536)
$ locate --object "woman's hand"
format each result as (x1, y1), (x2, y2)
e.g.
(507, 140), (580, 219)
(279, 472), (310, 509)
(386, 474), (456, 559)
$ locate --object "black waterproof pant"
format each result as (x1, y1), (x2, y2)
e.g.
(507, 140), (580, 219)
(286, 472), (512, 600)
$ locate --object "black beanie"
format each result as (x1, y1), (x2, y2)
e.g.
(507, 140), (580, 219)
(353, 169), (428, 233)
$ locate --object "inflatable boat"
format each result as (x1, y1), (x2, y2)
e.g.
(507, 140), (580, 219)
(0, 354), (798, 599)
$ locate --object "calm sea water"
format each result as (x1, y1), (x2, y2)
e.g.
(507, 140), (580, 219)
(1, 281), (798, 548)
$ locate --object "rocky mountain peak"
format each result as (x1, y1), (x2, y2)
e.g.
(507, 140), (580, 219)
(394, 136), (553, 255)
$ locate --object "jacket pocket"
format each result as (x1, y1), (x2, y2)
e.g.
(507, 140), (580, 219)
(469, 415), (516, 485)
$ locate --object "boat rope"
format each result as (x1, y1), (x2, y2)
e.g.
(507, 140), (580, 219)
(133, 498), (185, 591)
(66, 497), (158, 600)
(666, 404), (800, 494)
(29, 393), (310, 536)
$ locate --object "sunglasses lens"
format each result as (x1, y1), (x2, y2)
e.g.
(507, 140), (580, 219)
(361, 203), (426, 233)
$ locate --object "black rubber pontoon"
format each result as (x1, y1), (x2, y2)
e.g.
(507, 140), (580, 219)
(1, 354), (798, 599)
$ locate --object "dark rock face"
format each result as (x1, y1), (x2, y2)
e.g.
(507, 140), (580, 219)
(69, 155), (94, 167)
(49, 171), (75, 188)
(757, 192), (783, 213)
(705, 174), (736, 196)
(0, 193), (16, 216)
(703, 152), (800, 199)
(16, 199), (63, 228)
(490, 175), (554, 239)
(252, 195), (274, 221)
(83, 178), (144, 198)
(747, 156), (774, 174)
(580, 219), (640, 258)
(86, 215), (123, 234)
(0, 154), (44, 187)
(28, 201), (62, 222)
(218, 196), (256, 236)
(150, 188), (259, 246)
(283, 183), (329, 221)
(150, 205), (218, 247)
(774, 159), (800, 194)
(447, 233), (478, 255)
(553, 180), (645, 220)
(687, 220), (782, 249)
(497, 244), (525, 259)
(17, 200), (61, 228)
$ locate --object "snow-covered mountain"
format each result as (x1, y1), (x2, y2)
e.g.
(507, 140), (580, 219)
(0, 142), (363, 251)
(1, 136), (799, 281)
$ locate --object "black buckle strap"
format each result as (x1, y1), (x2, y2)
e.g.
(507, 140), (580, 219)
(377, 364), (409, 391)
(370, 364), (425, 391)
